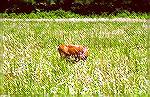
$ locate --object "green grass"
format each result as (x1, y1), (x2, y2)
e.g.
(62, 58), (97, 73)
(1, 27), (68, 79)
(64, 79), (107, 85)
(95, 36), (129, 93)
(1, 20), (150, 96)
(0, 10), (150, 19)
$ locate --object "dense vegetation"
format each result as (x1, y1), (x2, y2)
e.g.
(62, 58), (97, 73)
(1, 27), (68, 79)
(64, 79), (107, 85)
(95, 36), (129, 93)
(1, 10), (150, 19)
(0, 0), (150, 15)
(1, 0), (149, 97)
(1, 18), (149, 96)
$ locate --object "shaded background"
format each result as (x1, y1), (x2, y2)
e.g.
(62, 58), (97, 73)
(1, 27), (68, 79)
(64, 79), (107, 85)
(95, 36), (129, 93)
(0, 0), (150, 15)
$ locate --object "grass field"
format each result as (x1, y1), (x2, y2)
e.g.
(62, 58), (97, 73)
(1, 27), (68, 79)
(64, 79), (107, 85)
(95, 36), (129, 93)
(1, 20), (150, 96)
(1, 10), (150, 19)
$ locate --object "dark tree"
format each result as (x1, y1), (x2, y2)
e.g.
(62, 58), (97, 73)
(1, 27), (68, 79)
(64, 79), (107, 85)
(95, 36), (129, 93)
(62, 0), (75, 11)
(0, 0), (9, 12)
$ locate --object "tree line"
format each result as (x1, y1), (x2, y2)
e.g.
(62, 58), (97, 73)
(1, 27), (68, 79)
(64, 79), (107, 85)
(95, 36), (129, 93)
(0, 0), (149, 14)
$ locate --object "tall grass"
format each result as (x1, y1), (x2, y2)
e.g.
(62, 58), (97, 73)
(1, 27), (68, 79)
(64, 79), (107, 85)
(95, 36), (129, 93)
(1, 20), (150, 96)
(1, 10), (150, 19)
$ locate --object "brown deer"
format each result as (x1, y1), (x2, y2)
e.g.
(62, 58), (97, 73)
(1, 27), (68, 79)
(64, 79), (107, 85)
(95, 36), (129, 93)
(58, 44), (88, 62)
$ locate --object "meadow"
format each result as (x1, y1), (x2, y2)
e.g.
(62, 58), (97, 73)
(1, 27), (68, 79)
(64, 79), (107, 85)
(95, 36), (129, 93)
(1, 10), (150, 19)
(1, 20), (150, 96)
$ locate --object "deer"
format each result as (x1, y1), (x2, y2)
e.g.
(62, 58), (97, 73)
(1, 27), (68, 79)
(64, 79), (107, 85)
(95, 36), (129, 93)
(58, 44), (88, 62)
